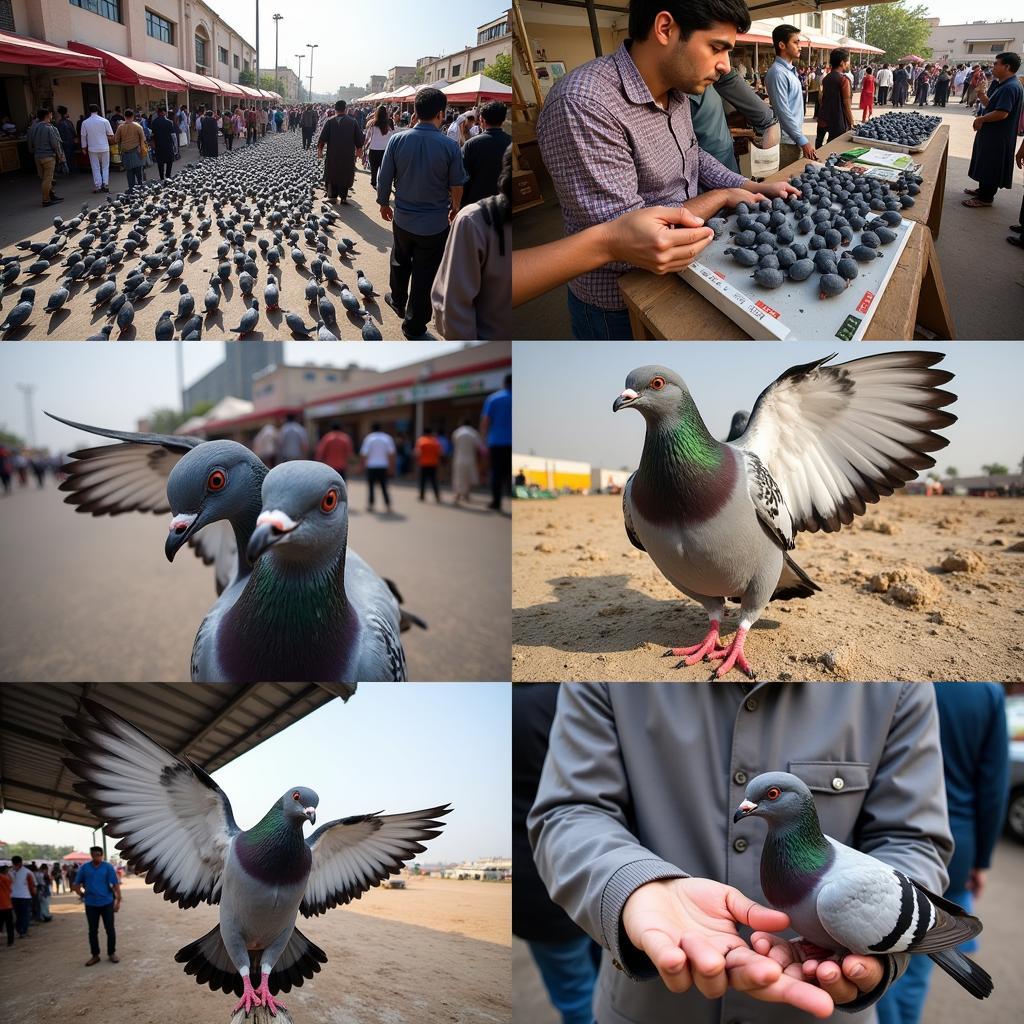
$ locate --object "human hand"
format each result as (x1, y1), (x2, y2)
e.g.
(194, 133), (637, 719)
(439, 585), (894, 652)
(972, 117), (982, 131)
(1016, 144), (1024, 169)
(801, 142), (818, 161)
(966, 867), (987, 898)
(601, 206), (714, 275)
(722, 186), (766, 207)
(622, 877), (834, 1017)
(379, 204), (394, 222)
(751, 932), (885, 1006)
(759, 180), (802, 199)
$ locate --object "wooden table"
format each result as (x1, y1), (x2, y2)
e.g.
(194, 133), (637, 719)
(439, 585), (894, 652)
(619, 125), (954, 340)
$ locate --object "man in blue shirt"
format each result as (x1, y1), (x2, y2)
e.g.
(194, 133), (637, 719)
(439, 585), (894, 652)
(72, 846), (121, 966)
(377, 87), (466, 339)
(765, 23), (817, 168)
(480, 373), (511, 512)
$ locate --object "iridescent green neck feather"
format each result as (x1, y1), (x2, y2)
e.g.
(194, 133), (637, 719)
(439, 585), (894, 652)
(761, 798), (835, 908)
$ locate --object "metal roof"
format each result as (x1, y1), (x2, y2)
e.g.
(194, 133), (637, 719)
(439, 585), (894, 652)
(0, 683), (354, 828)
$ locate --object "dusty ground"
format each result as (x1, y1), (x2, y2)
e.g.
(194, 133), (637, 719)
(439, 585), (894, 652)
(513, 837), (1024, 1024)
(3, 875), (510, 1024)
(512, 494), (1024, 682)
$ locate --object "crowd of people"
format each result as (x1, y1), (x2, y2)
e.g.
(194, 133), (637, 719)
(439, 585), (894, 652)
(0, 445), (64, 495)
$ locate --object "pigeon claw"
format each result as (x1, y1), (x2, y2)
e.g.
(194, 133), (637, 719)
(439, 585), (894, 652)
(232, 977), (262, 1016)
(665, 621), (723, 668)
(705, 627), (754, 680)
(255, 977), (286, 1017)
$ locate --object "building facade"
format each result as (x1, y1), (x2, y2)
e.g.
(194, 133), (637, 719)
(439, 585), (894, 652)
(367, 74), (385, 93)
(183, 341), (284, 409)
(385, 64), (416, 90)
(418, 10), (511, 85)
(925, 19), (1023, 66)
(257, 64), (300, 101)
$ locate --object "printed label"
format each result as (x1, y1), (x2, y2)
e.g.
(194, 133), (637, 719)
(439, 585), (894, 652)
(754, 300), (781, 319)
(835, 315), (861, 341)
(856, 291), (875, 314)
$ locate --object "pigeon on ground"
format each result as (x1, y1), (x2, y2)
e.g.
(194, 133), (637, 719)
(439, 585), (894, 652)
(316, 319), (338, 340)
(62, 698), (451, 1017)
(176, 283), (195, 319)
(201, 462), (408, 683)
(614, 352), (957, 678)
(44, 283), (70, 313)
(264, 275), (280, 311)
(115, 300), (135, 334)
(85, 324), (114, 340)
(734, 772), (992, 999)
(338, 283), (361, 313)
(1, 287), (35, 334)
(229, 299), (260, 336)
(356, 270), (376, 298)
(90, 275), (118, 308)
(284, 311), (316, 338)
(155, 309), (175, 339)
(361, 313), (382, 341)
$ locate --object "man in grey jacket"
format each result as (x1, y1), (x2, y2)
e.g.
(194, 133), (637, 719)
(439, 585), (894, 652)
(528, 683), (951, 1024)
(27, 109), (65, 206)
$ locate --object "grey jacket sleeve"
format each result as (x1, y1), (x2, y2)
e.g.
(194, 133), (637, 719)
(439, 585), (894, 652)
(527, 683), (687, 979)
(836, 682), (952, 1014)
(714, 69), (776, 134)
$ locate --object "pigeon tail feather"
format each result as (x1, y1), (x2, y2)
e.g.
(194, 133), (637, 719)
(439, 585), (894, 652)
(773, 553), (821, 600)
(928, 947), (993, 999)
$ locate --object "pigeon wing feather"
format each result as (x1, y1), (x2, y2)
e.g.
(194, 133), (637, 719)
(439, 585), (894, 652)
(622, 473), (646, 552)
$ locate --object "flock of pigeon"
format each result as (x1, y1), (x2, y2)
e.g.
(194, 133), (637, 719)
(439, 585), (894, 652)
(63, 698), (450, 1016)
(0, 128), (387, 340)
(614, 350), (958, 679)
(50, 412), (426, 682)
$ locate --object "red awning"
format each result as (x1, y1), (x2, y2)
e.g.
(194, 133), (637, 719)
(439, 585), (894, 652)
(237, 84), (263, 99)
(205, 76), (245, 98)
(68, 41), (186, 90)
(0, 30), (103, 71)
(736, 33), (774, 45)
(155, 63), (222, 93)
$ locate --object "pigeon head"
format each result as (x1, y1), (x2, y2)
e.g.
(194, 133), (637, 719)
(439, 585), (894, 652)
(613, 365), (689, 419)
(734, 772), (817, 826)
(165, 440), (264, 561)
(280, 785), (319, 827)
(247, 461), (349, 567)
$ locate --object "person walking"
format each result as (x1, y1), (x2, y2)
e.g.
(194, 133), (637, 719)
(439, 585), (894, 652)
(72, 847), (121, 967)
(377, 87), (466, 339)
(222, 108), (236, 150)
(277, 413), (309, 462)
(964, 52), (1023, 208)
(36, 865), (52, 922)
(51, 862), (64, 895)
(245, 105), (258, 146)
(816, 48), (854, 148)
(934, 66), (951, 107)
(914, 66), (931, 106)
(892, 63), (910, 107)
(300, 104), (318, 150)
(80, 103), (114, 194)
(55, 105), (78, 175)
(859, 66), (876, 122)
(113, 109), (147, 190)
(450, 417), (483, 504)
(252, 420), (280, 468)
(176, 105), (190, 148)
(0, 864), (13, 947)
(365, 105), (392, 189)
(26, 109), (64, 207)
(9, 855), (35, 939)
(461, 101), (512, 206)
(360, 423), (396, 513)
(414, 427), (444, 503)
(317, 100), (364, 204)
(875, 63), (893, 106)
(150, 106), (176, 180)
(315, 423), (353, 480)
(199, 108), (219, 158)
(480, 373), (511, 512)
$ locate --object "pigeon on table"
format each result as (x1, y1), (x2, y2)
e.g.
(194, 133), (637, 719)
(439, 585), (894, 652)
(614, 352), (957, 679)
(734, 772), (992, 999)
(62, 698), (451, 1018)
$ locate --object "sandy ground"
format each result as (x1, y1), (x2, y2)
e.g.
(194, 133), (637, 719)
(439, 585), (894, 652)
(2, 875), (510, 1024)
(0, 474), (511, 682)
(512, 494), (1024, 682)
(513, 837), (1024, 1024)
(0, 130), (442, 341)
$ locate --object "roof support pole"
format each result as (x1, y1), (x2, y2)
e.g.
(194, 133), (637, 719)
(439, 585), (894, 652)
(585, 0), (603, 58)
(98, 69), (105, 116)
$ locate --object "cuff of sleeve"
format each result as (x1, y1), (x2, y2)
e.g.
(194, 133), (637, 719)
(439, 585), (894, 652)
(834, 954), (906, 1013)
(600, 858), (689, 982)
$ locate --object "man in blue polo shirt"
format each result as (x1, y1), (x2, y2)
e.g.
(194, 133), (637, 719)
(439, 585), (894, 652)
(765, 23), (817, 168)
(377, 86), (467, 339)
(480, 373), (512, 512)
(72, 846), (121, 966)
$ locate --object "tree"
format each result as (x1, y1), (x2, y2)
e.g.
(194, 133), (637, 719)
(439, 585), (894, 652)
(145, 401), (214, 436)
(0, 425), (25, 448)
(981, 463), (1009, 476)
(6, 842), (74, 862)
(850, 2), (933, 62)
(484, 53), (512, 85)
(944, 466), (958, 478)
(238, 69), (256, 86)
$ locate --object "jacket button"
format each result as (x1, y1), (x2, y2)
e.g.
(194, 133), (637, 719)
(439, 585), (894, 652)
(733, 838), (748, 853)
(832, 777), (845, 791)
(612, 958), (623, 971)
(733, 770), (747, 785)
(744, 697), (758, 712)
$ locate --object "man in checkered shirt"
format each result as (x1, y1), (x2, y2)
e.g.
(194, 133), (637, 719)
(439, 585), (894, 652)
(537, 0), (800, 339)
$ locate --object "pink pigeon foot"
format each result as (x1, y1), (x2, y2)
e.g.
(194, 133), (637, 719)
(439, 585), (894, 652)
(232, 975), (262, 1016)
(791, 938), (840, 964)
(255, 976), (286, 1017)
(663, 621), (724, 668)
(707, 627), (756, 680)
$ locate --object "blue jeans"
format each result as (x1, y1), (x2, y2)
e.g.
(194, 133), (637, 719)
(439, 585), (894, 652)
(12, 897), (31, 936)
(528, 935), (601, 1024)
(567, 290), (634, 340)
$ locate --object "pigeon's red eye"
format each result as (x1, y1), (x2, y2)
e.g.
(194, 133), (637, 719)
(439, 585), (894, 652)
(767, 787), (781, 801)
(292, 791), (300, 801)
(207, 470), (226, 491)
(320, 489), (338, 513)
(650, 376), (665, 390)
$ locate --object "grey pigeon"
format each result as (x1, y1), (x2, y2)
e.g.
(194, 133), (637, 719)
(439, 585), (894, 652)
(0, 287), (35, 333)
(162, 258), (184, 281)
(204, 277), (222, 313)
(202, 462), (408, 683)
(284, 311), (316, 338)
(725, 410), (750, 442)
(90, 275), (118, 308)
(734, 772), (992, 999)
(44, 283), (70, 313)
(315, 318), (338, 340)
(115, 300), (135, 333)
(85, 324), (114, 340)
(229, 299), (259, 336)
(317, 287), (336, 326)
(62, 698), (450, 1017)
(154, 309), (175, 340)
(361, 313), (382, 341)
(338, 283), (360, 313)
(264, 274), (280, 310)
(614, 352), (957, 679)
(355, 270), (376, 298)
(181, 314), (203, 340)
(176, 283), (195, 319)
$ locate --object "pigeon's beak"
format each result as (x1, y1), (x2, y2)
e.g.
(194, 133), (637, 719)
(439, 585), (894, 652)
(304, 806), (317, 826)
(165, 512), (198, 562)
(247, 509), (300, 564)
(734, 799), (758, 823)
(613, 388), (639, 413)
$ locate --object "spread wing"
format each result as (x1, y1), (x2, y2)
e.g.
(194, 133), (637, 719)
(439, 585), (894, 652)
(740, 449), (795, 550)
(733, 351), (956, 534)
(189, 521), (237, 595)
(300, 804), (452, 917)
(62, 698), (239, 909)
(622, 472), (645, 551)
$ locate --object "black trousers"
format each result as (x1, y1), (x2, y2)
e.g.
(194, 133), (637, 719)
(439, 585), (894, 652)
(369, 148), (384, 187)
(302, 126), (314, 149)
(367, 467), (391, 508)
(157, 160), (172, 179)
(877, 85), (889, 105)
(419, 465), (440, 501)
(489, 445), (511, 509)
(389, 222), (450, 337)
(85, 903), (116, 956)
(246, 126), (257, 145)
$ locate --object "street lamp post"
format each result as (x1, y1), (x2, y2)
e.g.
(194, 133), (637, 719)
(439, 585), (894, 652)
(255, 0), (260, 93)
(307, 43), (318, 102)
(296, 54), (305, 103)
(272, 13), (283, 99)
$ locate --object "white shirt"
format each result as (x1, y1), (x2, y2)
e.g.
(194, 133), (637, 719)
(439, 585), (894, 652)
(80, 113), (114, 152)
(876, 68), (893, 87)
(252, 423), (279, 459)
(360, 432), (396, 469)
(366, 125), (392, 151)
(277, 421), (308, 461)
(10, 866), (33, 898)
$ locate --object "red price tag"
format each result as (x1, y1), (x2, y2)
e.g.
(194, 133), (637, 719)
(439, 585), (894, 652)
(755, 300), (781, 319)
(856, 291), (875, 314)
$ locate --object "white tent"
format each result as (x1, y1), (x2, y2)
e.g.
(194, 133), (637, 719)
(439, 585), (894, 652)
(441, 73), (512, 104)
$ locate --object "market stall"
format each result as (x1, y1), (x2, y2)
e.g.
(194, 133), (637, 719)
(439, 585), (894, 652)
(67, 41), (186, 117)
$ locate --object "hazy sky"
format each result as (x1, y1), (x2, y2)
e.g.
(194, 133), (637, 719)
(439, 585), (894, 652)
(513, 342), (1024, 479)
(923, 3), (1020, 23)
(210, 0), (499, 92)
(0, 342), (474, 451)
(0, 683), (510, 863)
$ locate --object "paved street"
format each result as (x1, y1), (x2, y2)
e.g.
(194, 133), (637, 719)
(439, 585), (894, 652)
(0, 474), (510, 682)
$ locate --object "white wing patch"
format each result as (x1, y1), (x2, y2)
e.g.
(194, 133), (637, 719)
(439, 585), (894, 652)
(741, 449), (795, 550)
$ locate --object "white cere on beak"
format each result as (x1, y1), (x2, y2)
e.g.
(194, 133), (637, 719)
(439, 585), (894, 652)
(257, 509), (299, 533)
(619, 388), (639, 401)
(738, 799), (758, 814)
(169, 512), (197, 535)
(304, 806), (316, 825)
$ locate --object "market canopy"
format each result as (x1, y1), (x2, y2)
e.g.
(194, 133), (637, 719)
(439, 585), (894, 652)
(0, 31), (103, 70)
(205, 75), (245, 98)
(237, 84), (263, 99)
(155, 63), (221, 93)
(441, 73), (512, 104)
(68, 41), (185, 91)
